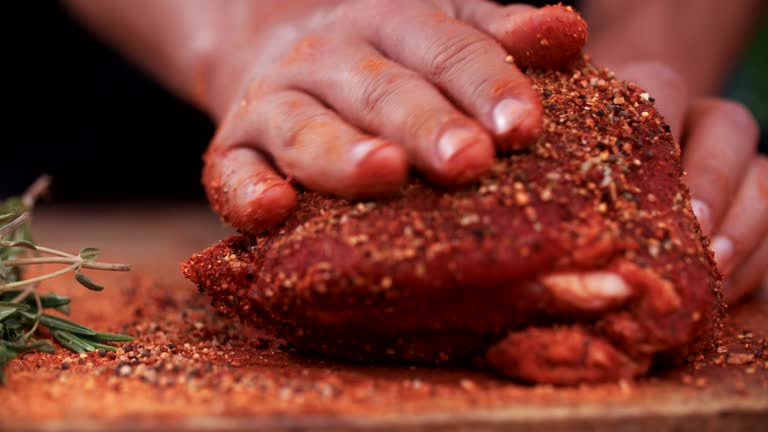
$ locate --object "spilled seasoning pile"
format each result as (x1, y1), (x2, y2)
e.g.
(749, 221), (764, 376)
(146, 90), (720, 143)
(1, 273), (766, 425)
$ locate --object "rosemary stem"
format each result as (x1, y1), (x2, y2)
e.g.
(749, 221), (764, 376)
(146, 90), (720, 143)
(21, 290), (43, 342)
(85, 262), (132, 271)
(30, 245), (76, 259)
(0, 213), (30, 237)
(3, 256), (131, 271)
(0, 177), (134, 382)
(0, 262), (80, 291)
(3, 257), (77, 266)
(10, 284), (35, 303)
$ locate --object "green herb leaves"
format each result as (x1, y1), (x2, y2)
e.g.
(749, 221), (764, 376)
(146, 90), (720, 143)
(0, 179), (132, 385)
(0, 302), (30, 321)
(51, 329), (130, 354)
(74, 272), (105, 292)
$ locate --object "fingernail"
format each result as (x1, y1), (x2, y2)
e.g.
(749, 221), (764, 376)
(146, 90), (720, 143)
(437, 128), (479, 162)
(691, 199), (712, 234)
(492, 98), (532, 135)
(350, 139), (388, 165)
(711, 236), (735, 275)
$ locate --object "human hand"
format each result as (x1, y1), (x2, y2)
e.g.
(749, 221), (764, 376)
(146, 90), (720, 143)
(613, 62), (768, 304)
(199, 0), (587, 233)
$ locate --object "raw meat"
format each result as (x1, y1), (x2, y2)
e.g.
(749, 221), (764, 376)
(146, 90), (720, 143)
(184, 60), (723, 384)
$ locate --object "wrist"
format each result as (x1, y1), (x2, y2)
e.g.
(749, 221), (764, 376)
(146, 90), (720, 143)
(179, 16), (249, 120)
(189, 0), (345, 121)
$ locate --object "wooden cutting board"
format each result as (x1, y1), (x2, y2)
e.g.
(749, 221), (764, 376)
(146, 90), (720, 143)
(2, 204), (766, 431)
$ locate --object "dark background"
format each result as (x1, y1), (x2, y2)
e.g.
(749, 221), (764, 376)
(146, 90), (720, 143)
(3, 1), (214, 201)
(2, 1), (766, 201)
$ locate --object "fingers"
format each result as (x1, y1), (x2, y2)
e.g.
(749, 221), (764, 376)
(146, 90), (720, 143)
(203, 0), (591, 231)
(725, 234), (768, 304)
(486, 326), (647, 384)
(353, 2), (543, 151)
(215, 90), (409, 199)
(455, 1), (588, 68)
(710, 156), (768, 278)
(682, 100), (759, 234)
(280, 41), (493, 185)
(607, 64), (766, 302)
(607, 63), (764, 301)
(202, 147), (297, 233)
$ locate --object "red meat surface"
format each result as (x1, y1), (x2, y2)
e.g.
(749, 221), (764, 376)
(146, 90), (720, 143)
(184, 60), (723, 384)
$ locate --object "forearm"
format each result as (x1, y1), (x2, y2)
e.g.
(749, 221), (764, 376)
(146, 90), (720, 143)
(583, 0), (764, 98)
(63, 0), (331, 116)
(64, 0), (222, 109)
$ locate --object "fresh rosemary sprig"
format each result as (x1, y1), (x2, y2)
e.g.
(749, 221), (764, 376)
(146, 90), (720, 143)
(0, 177), (133, 384)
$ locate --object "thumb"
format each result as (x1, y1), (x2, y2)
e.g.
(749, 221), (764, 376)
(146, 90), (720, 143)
(454, 1), (588, 68)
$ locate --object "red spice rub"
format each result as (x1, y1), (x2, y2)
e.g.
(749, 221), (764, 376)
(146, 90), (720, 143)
(183, 60), (723, 385)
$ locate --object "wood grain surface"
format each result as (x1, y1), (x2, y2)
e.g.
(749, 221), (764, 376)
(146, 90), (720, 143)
(2, 204), (766, 431)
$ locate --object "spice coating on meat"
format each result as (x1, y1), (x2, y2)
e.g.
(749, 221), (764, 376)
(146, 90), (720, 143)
(183, 60), (724, 384)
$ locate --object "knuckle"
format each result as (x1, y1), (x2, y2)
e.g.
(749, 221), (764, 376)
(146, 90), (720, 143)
(404, 108), (439, 141)
(284, 109), (338, 149)
(426, 32), (491, 82)
(359, 69), (420, 116)
(243, 78), (274, 104)
(479, 74), (532, 101)
(269, 91), (307, 113)
(279, 33), (334, 66)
